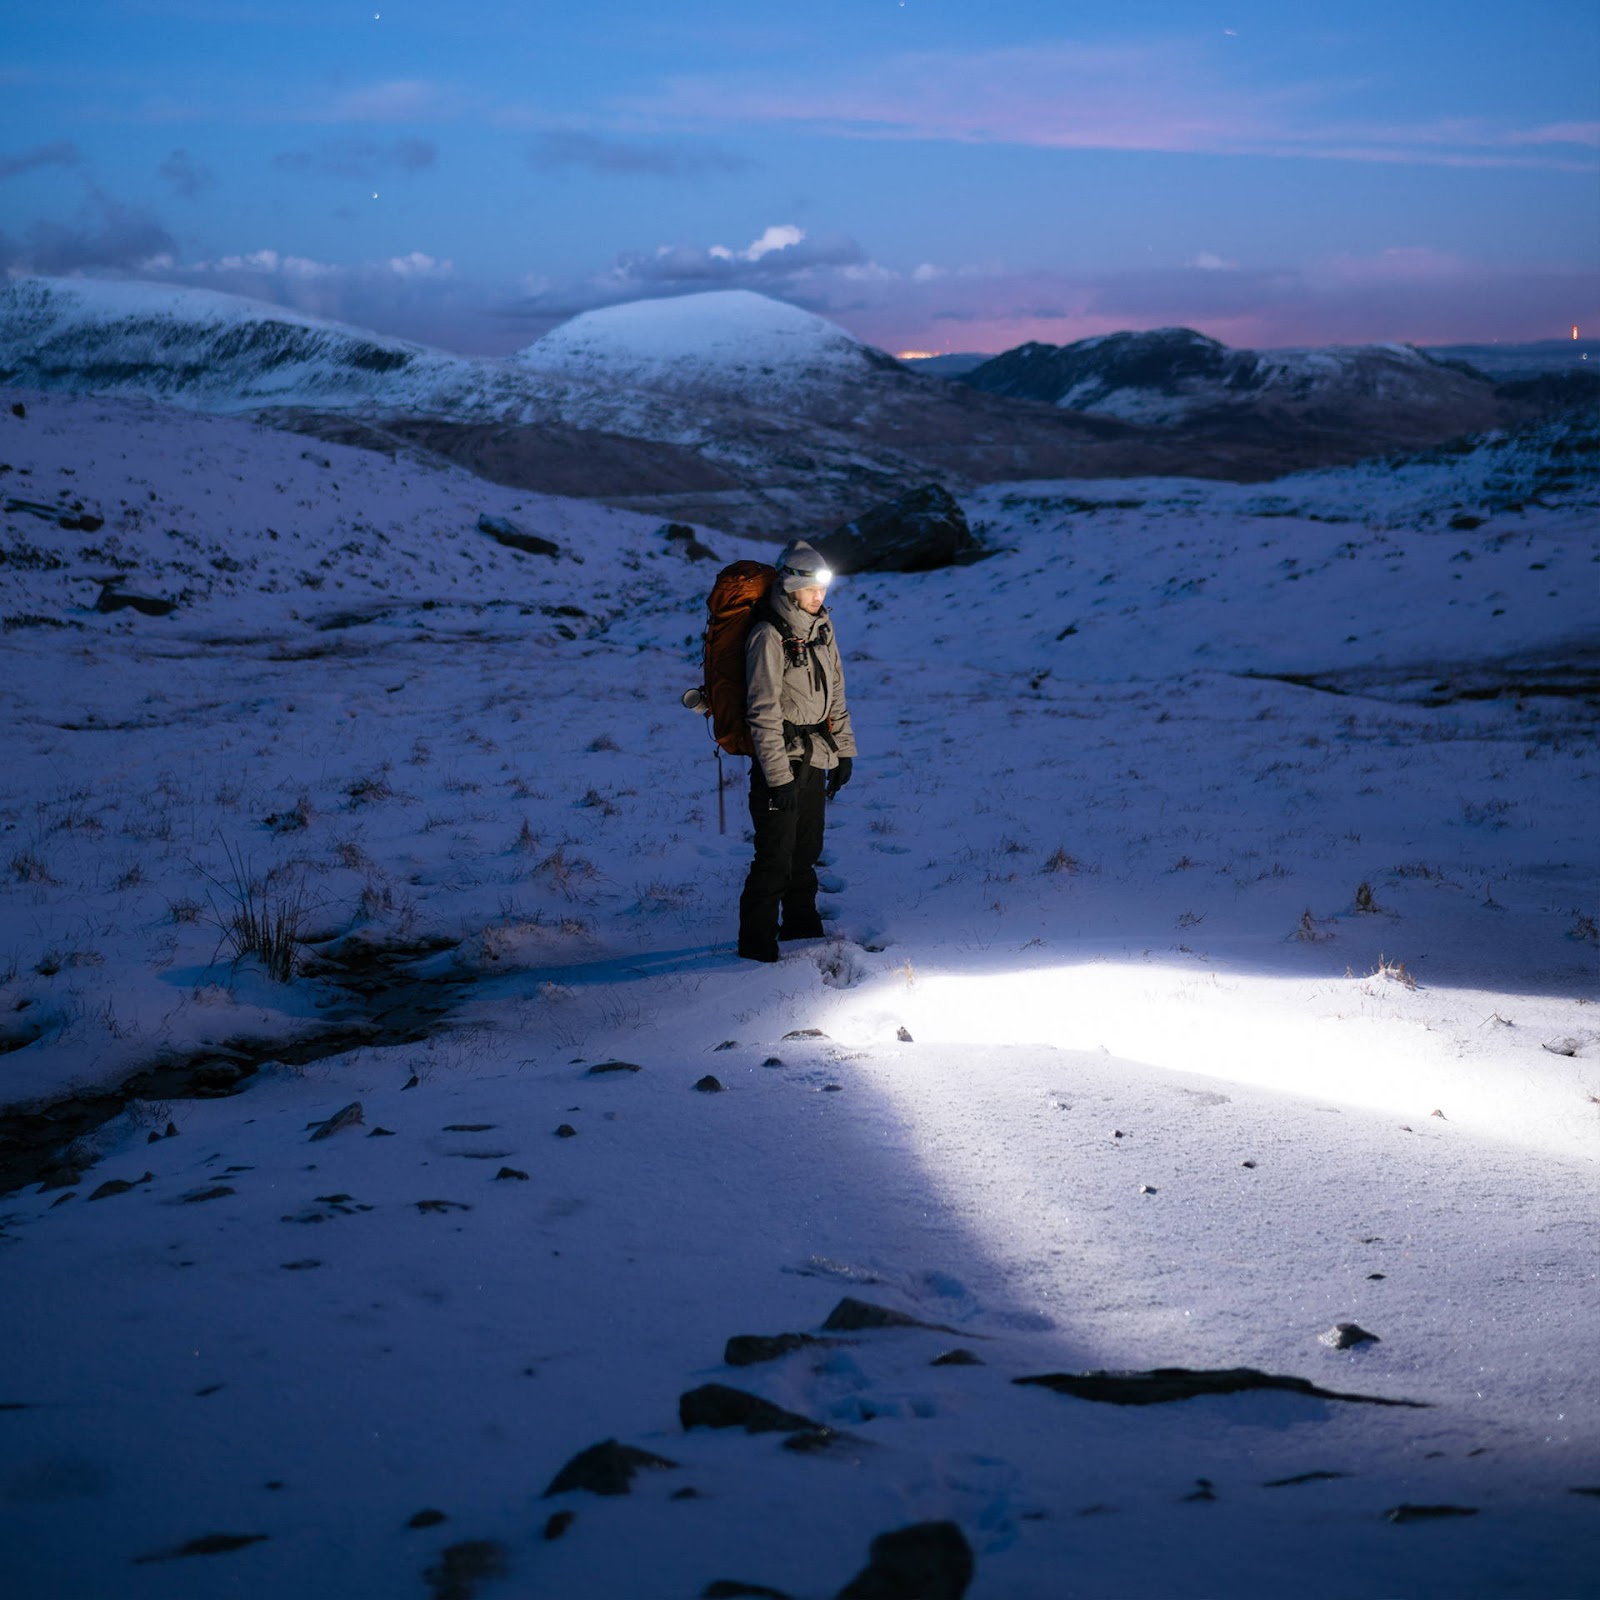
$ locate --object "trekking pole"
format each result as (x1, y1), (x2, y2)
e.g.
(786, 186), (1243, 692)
(716, 747), (726, 836)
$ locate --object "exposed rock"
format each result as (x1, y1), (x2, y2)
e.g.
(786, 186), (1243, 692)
(1319, 1321), (1380, 1350)
(896, 1027), (914, 1043)
(407, 1509), (447, 1529)
(1015, 1367), (1427, 1408)
(133, 1532), (269, 1563)
(782, 1029), (828, 1040)
(661, 522), (720, 561)
(309, 1101), (364, 1141)
(679, 1383), (823, 1436)
(415, 1199), (471, 1215)
(1264, 1470), (1350, 1488)
(822, 1297), (959, 1335)
(713, 1039), (738, 1051)
(423, 1539), (509, 1600)
(724, 1332), (836, 1368)
(554, 1124), (577, 1138)
(477, 513), (559, 559)
(544, 1438), (679, 1497)
(494, 1167), (528, 1181)
(816, 484), (980, 574)
(88, 1177), (137, 1201)
(694, 1075), (726, 1093)
(930, 1349), (982, 1367)
(585, 1060), (641, 1076)
(443, 1123), (496, 1132)
(95, 583), (176, 617)
(181, 1185), (236, 1204)
(1384, 1504), (1479, 1524)
(835, 1520), (974, 1599)
(542, 1511), (575, 1541)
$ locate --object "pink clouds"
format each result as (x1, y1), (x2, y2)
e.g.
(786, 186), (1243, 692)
(634, 41), (1599, 173)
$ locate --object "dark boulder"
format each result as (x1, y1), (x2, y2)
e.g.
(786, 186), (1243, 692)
(679, 1383), (822, 1436)
(815, 484), (980, 574)
(835, 1521), (974, 1600)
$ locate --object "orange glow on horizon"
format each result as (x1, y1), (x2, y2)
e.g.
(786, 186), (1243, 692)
(896, 349), (942, 360)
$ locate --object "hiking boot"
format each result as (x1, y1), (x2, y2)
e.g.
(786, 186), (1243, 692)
(779, 910), (826, 941)
(738, 939), (779, 964)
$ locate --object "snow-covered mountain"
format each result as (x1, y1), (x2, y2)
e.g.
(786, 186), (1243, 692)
(5, 279), (1589, 542)
(962, 326), (1501, 438)
(0, 274), (549, 417)
(513, 289), (903, 403)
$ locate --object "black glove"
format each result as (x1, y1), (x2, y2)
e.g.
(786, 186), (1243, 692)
(766, 781), (798, 814)
(825, 757), (853, 799)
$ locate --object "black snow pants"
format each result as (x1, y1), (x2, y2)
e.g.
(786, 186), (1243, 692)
(737, 760), (828, 960)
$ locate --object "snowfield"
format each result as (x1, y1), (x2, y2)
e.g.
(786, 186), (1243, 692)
(0, 388), (1596, 1599)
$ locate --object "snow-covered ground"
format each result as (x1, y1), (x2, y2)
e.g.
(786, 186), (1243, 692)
(1, 389), (1596, 1598)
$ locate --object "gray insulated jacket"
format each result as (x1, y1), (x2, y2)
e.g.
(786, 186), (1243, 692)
(745, 589), (858, 789)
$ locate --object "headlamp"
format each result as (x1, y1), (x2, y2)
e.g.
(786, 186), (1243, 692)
(783, 563), (833, 586)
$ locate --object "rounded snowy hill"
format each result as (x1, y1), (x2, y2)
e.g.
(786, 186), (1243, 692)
(514, 290), (901, 402)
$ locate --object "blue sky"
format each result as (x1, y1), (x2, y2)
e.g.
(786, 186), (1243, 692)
(3, 0), (1597, 353)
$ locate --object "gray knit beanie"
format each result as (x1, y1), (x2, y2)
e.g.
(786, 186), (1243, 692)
(776, 539), (832, 593)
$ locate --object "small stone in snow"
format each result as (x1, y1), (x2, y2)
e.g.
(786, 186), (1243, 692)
(554, 1124), (577, 1139)
(1320, 1322), (1380, 1350)
(544, 1438), (678, 1496)
(495, 1167), (529, 1181)
(1241, 1160), (1257, 1168)
(402, 1075), (419, 1090)
(1139, 1184), (1157, 1195)
(542, 1511), (575, 1541)
(896, 1026), (914, 1042)
(694, 1075), (725, 1093)
(407, 1508), (447, 1529)
(761, 1056), (783, 1068)
(309, 1102), (363, 1141)
(714, 1040), (738, 1051)
(89, 1179), (136, 1202)
(368, 1127), (396, 1138)
(1368, 1273), (1386, 1281)
(1430, 1109), (1446, 1119)
(585, 1060), (641, 1076)
(782, 1028), (828, 1040)
(931, 1349), (983, 1367)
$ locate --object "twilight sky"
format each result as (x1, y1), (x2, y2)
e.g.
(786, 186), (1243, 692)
(3, 0), (1597, 356)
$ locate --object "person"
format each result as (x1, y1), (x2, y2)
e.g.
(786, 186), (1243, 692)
(738, 539), (858, 963)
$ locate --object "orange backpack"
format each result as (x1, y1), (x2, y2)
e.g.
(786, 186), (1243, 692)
(701, 560), (777, 755)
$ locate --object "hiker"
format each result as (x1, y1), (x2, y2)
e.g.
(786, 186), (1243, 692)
(738, 539), (857, 963)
